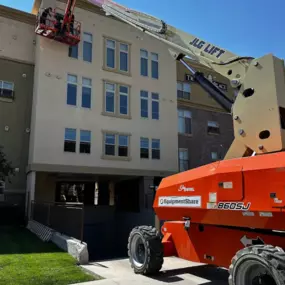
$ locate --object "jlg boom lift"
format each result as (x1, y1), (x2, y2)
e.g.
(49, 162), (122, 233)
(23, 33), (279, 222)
(36, 1), (285, 284)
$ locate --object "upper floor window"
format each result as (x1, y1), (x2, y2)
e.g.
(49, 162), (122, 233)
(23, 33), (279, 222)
(82, 77), (92, 108)
(151, 93), (159, 120)
(207, 121), (220, 134)
(179, 148), (189, 172)
(104, 38), (130, 74)
(0, 80), (14, 99)
(178, 109), (192, 134)
(151, 139), (160, 160)
(64, 128), (76, 152)
(67, 74), (77, 106)
(103, 81), (130, 118)
(68, 44), (78, 59)
(151, 52), (159, 79)
(80, 130), (91, 154)
(103, 132), (130, 159)
(140, 90), (160, 120)
(177, 82), (191, 100)
(83, 32), (93, 62)
(140, 49), (148, 77)
(140, 137), (149, 159)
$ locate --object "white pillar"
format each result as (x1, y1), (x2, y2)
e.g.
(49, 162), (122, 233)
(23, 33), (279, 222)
(25, 171), (36, 220)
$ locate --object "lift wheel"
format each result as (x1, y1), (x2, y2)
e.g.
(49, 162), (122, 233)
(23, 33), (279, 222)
(127, 225), (164, 275)
(229, 245), (285, 285)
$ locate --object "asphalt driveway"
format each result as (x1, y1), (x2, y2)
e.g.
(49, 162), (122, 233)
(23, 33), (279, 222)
(72, 257), (229, 285)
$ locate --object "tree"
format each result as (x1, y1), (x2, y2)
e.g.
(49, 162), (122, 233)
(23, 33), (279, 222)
(0, 146), (15, 183)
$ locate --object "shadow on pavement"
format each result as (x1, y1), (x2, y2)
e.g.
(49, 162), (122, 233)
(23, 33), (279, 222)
(149, 264), (229, 284)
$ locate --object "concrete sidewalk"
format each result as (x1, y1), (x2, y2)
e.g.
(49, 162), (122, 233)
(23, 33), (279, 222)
(71, 257), (228, 285)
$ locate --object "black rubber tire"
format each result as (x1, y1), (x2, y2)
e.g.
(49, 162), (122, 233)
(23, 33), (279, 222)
(127, 225), (164, 275)
(228, 245), (285, 285)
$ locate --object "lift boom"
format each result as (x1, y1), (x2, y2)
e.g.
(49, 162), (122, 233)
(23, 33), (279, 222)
(90, 0), (285, 161)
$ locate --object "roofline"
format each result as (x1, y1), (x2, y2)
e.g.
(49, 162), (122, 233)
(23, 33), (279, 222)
(32, 0), (106, 16)
(0, 4), (35, 25)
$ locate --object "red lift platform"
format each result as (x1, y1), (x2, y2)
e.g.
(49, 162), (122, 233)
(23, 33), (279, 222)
(35, 0), (81, 46)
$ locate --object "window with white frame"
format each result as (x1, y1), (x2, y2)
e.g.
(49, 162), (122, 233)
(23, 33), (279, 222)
(82, 77), (92, 108)
(140, 49), (148, 76)
(80, 130), (91, 154)
(207, 121), (220, 134)
(151, 139), (160, 160)
(103, 132), (130, 158)
(177, 81), (191, 100)
(103, 81), (130, 117)
(140, 90), (160, 120)
(140, 137), (149, 159)
(83, 32), (93, 62)
(0, 80), (14, 99)
(64, 128), (76, 152)
(151, 52), (159, 79)
(104, 38), (130, 74)
(178, 109), (192, 134)
(151, 93), (159, 120)
(67, 74), (77, 106)
(179, 148), (189, 172)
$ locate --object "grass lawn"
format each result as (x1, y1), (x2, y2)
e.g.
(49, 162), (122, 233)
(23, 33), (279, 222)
(0, 226), (102, 285)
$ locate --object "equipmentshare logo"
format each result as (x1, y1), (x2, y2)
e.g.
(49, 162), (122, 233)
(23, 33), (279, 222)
(158, 196), (201, 207)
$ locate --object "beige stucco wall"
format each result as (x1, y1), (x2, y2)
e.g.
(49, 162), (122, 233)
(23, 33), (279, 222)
(29, 1), (178, 175)
(0, 11), (35, 64)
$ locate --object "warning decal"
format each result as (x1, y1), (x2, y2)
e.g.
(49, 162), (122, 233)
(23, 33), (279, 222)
(158, 196), (201, 207)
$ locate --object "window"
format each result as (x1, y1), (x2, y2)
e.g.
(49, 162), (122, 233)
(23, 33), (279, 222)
(103, 132), (130, 158)
(82, 77), (92, 108)
(103, 81), (130, 117)
(68, 44), (78, 59)
(140, 137), (149, 159)
(140, 91), (160, 120)
(64, 128), (76, 152)
(178, 109), (192, 134)
(119, 85), (129, 115)
(104, 134), (115, 156)
(118, 135), (128, 157)
(106, 39), (115, 69)
(140, 90), (148, 118)
(177, 82), (191, 100)
(119, 43), (129, 72)
(179, 148), (189, 172)
(83, 33), (92, 62)
(207, 121), (220, 134)
(104, 38), (130, 74)
(152, 139), (160, 160)
(140, 49), (148, 76)
(0, 80), (14, 99)
(151, 52), (159, 79)
(211, 151), (218, 161)
(67, 74), (77, 106)
(80, 130), (91, 154)
(151, 93), (159, 120)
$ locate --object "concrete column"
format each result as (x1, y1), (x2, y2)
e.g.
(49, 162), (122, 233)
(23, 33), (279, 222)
(109, 181), (115, 206)
(25, 171), (36, 220)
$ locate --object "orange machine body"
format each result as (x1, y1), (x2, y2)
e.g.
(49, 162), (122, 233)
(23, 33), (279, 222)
(154, 151), (285, 268)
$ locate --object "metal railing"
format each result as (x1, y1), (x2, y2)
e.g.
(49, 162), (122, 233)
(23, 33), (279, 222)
(31, 200), (84, 242)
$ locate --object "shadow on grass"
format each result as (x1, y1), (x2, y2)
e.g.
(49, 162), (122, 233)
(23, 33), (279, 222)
(149, 264), (229, 284)
(0, 226), (62, 255)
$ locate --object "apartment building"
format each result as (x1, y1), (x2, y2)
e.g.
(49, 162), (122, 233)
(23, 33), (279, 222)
(176, 59), (235, 172)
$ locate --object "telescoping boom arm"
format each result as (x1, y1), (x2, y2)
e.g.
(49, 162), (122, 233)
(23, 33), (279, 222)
(89, 0), (285, 160)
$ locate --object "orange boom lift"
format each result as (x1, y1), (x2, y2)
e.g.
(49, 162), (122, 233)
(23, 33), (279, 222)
(35, 0), (285, 284)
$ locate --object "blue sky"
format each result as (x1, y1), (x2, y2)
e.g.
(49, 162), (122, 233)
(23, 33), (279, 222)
(1, 0), (284, 59)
